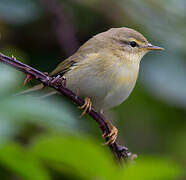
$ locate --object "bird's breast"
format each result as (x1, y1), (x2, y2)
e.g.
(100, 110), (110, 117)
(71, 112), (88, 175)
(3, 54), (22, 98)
(101, 62), (139, 110)
(65, 52), (140, 110)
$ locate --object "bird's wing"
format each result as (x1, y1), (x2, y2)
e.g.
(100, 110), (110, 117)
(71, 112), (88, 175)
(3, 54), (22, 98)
(50, 37), (102, 77)
(50, 54), (80, 76)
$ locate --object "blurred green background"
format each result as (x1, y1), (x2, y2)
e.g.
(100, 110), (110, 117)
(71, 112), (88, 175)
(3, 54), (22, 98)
(0, 0), (185, 179)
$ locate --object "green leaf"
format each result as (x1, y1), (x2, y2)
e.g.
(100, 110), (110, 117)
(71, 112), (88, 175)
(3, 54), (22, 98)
(0, 143), (50, 180)
(0, 115), (20, 144)
(0, 0), (41, 25)
(0, 64), (80, 140)
(0, 64), (23, 94)
(31, 134), (119, 180)
(0, 64), (80, 144)
(122, 156), (183, 180)
(0, 95), (79, 131)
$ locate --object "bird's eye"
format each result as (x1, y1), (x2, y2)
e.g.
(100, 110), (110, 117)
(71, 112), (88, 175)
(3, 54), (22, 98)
(129, 41), (137, 47)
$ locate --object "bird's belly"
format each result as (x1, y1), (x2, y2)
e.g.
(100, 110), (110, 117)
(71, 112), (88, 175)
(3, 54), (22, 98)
(65, 71), (110, 110)
(102, 81), (136, 110)
(65, 63), (138, 111)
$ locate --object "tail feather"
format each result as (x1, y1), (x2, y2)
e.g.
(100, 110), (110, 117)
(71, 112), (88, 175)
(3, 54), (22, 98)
(15, 84), (44, 96)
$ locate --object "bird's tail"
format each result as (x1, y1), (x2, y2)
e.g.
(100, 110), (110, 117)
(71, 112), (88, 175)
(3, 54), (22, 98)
(15, 84), (44, 96)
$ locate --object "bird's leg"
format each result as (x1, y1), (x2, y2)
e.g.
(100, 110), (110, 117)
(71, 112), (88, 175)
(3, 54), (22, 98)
(103, 120), (118, 145)
(80, 97), (92, 117)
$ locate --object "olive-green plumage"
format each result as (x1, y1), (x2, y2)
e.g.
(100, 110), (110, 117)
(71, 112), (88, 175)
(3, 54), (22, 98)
(22, 27), (163, 111)
(49, 27), (163, 110)
(51, 27), (149, 76)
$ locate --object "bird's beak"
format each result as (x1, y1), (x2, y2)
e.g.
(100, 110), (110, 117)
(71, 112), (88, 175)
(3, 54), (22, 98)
(143, 44), (164, 51)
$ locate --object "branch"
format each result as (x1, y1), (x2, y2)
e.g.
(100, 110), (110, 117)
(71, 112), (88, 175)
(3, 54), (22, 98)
(40, 0), (79, 56)
(0, 52), (131, 162)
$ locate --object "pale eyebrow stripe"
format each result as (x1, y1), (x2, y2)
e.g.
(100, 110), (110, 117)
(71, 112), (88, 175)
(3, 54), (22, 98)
(128, 38), (144, 45)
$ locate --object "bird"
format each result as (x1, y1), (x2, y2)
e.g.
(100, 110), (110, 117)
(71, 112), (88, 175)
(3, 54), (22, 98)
(22, 27), (164, 145)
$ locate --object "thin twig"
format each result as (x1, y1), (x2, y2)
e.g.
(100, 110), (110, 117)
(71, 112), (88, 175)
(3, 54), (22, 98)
(40, 0), (79, 56)
(0, 52), (131, 162)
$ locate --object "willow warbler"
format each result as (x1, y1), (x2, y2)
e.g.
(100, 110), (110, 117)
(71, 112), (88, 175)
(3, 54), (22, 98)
(23, 27), (164, 144)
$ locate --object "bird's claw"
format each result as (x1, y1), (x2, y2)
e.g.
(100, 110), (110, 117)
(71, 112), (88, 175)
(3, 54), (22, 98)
(80, 97), (92, 117)
(103, 121), (118, 145)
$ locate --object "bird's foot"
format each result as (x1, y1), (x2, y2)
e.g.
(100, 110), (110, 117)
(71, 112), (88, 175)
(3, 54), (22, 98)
(80, 97), (92, 117)
(103, 120), (118, 145)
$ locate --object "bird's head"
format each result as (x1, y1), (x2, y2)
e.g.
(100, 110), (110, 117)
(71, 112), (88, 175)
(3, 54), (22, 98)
(100, 27), (164, 63)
